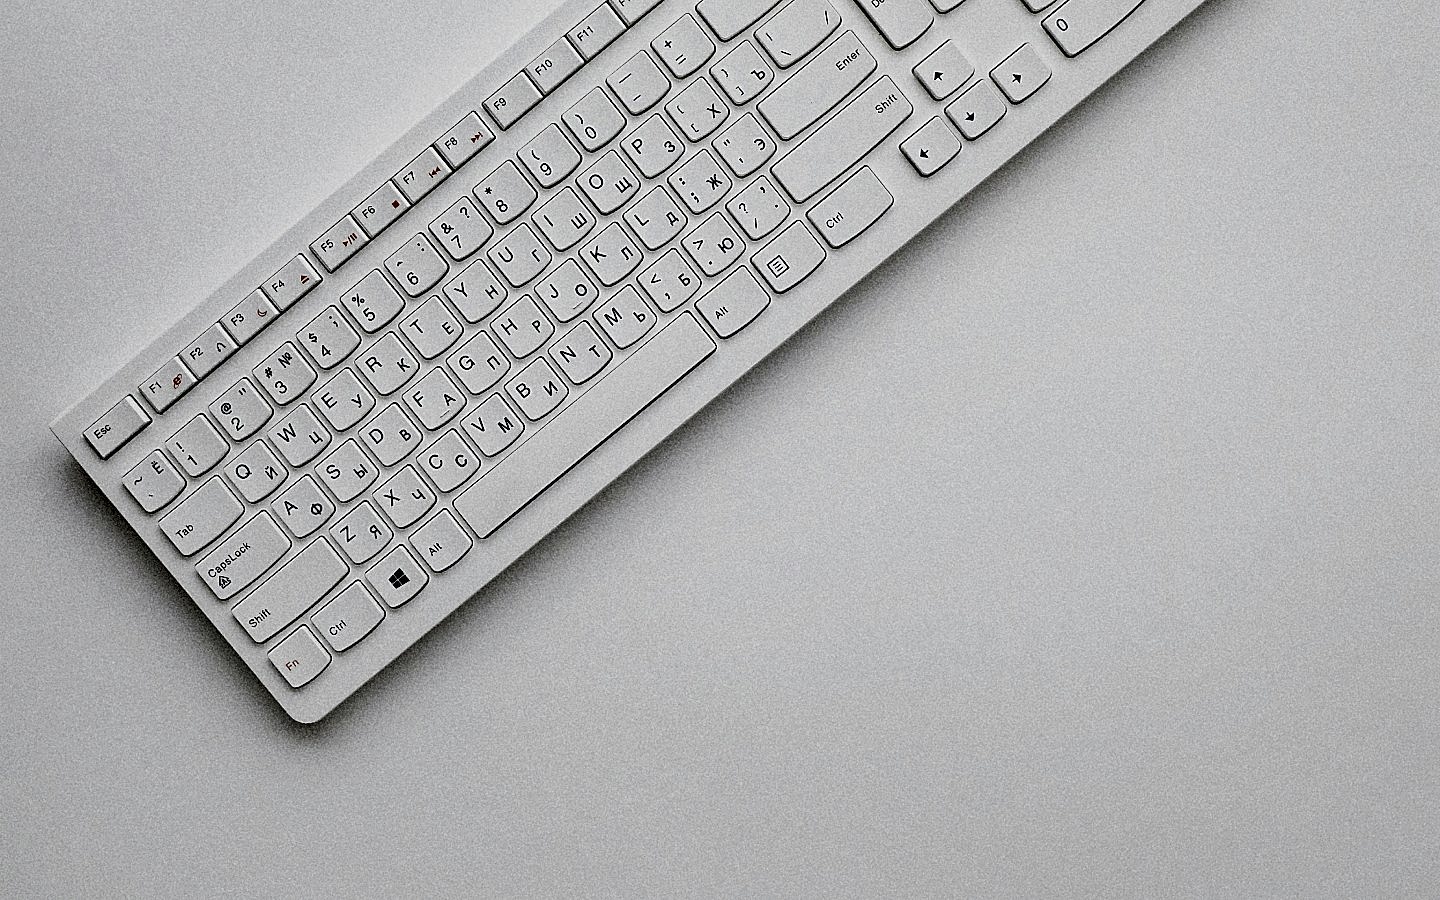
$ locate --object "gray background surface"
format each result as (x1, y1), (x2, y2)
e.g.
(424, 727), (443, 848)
(3, 0), (1438, 896)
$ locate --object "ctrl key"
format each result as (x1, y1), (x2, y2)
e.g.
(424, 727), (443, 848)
(268, 626), (330, 688)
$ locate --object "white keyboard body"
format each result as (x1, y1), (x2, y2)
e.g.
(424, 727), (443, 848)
(51, 0), (1210, 722)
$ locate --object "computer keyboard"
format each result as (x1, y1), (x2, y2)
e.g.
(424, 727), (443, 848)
(51, 0), (1209, 722)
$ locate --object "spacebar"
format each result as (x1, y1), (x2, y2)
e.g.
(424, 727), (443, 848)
(455, 312), (717, 538)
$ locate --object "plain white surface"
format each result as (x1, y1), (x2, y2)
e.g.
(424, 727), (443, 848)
(4, 0), (1438, 895)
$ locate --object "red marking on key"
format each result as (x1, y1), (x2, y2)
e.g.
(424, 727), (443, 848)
(392, 200), (401, 208)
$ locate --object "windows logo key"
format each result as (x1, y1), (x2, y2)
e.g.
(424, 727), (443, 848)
(388, 568), (410, 590)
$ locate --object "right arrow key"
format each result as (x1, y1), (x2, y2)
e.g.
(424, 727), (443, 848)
(991, 43), (1053, 104)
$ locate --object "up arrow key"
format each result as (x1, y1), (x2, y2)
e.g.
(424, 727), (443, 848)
(914, 41), (974, 101)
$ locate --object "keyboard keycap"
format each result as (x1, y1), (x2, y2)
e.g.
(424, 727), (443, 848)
(900, 116), (962, 176)
(493, 295), (555, 359)
(272, 474), (335, 539)
(455, 312), (715, 537)
(311, 216), (368, 272)
(252, 343), (316, 408)
(621, 114), (685, 178)
(124, 449), (186, 513)
(806, 165), (893, 247)
(225, 439), (287, 502)
(992, 44), (1052, 103)
(404, 368), (467, 430)
(696, 267), (771, 338)
(681, 212), (745, 276)
(946, 78), (1007, 139)
(474, 160), (538, 226)
(263, 255), (323, 310)
(462, 394), (525, 457)
(269, 404), (332, 467)
(448, 332), (511, 395)
(166, 414), (228, 476)
(139, 356), (196, 414)
(608, 51), (671, 115)
(419, 430), (480, 492)
(772, 76), (913, 202)
(488, 224), (552, 287)
(726, 175), (789, 240)
(409, 509), (473, 573)
(519, 124), (582, 189)
(665, 77), (729, 141)
(550, 321), (612, 385)
(594, 285), (657, 348)
(197, 512), (292, 601)
(711, 42), (773, 106)
(527, 37), (584, 94)
(624, 186), (688, 250)
(636, 249), (701, 312)
(669, 149), (732, 214)
(233, 538), (348, 642)
(85, 396), (149, 459)
(361, 403), (422, 465)
(444, 259), (509, 323)
(507, 358), (569, 420)
(401, 296), (463, 359)
(537, 259), (599, 323)
(374, 466), (437, 528)
(485, 72), (543, 130)
(608, 0), (664, 25)
(1043, 0), (1146, 57)
(429, 196), (493, 261)
(711, 113), (777, 178)
(318, 439), (379, 502)
(180, 323), (238, 380)
(386, 233), (449, 297)
(577, 150), (641, 214)
(579, 222), (645, 286)
(299, 306), (361, 370)
(212, 377), (275, 439)
(758, 30), (876, 141)
(395, 147), (451, 203)
(435, 110), (495, 168)
(366, 545), (428, 607)
(849, 0), (933, 49)
(338, 269), (405, 334)
(314, 368), (376, 432)
(755, 0), (840, 68)
(159, 476), (244, 556)
(311, 582), (385, 651)
(356, 333), (419, 397)
(568, 5), (627, 60)
(563, 88), (627, 152)
(752, 221), (826, 292)
(914, 40), (974, 100)
(352, 180), (411, 239)
(533, 187), (598, 252)
(696, 0), (782, 41)
(267, 626), (331, 687)
(330, 501), (393, 565)
(222, 290), (279, 346)
(652, 14), (715, 78)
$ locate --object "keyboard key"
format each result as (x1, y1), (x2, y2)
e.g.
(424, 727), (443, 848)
(527, 37), (584, 94)
(579, 222), (645, 286)
(272, 475), (335, 539)
(594, 285), (657, 348)
(263, 254), (323, 310)
(696, 267), (771, 338)
(563, 88), (627, 151)
(455, 312), (715, 537)
(85, 396), (149, 459)
(712, 113), (777, 177)
(608, 51), (670, 115)
(234, 538), (348, 642)
(992, 44), (1052, 103)
(448, 331), (511, 395)
(485, 71), (543, 130)
(437, 111), (494, 171)
(1044, 0), (1147, 57)
(807, 165), (893, 247)
(536, 259), (599, 322)
(197, 512), (292, 601)
(568, 5), (626, 60)
(159, 476), (244, 556)
(756, 0), (840, 68)
(519, 124), (582, 189)
(419, 430), (479, 492)
(462, 394), (524, 457)
(624, 186), (688, 250)
(366, 545), (429, 607)
(356, 333), (418, 397)
(400, 296), (463, 359)
(488, 224), (552, 287)
(772, 76), (913, 202)
(474, 160), (538, 226)
(331, 501), (392, 565)
(914, 41), (974, 100)
(696, 0), (782, 41)
(336, 268), (405, 334)
(621, 114), (685, 178)
(429, 196), (492, 261)
(386, 233), (449, 298)
(317, 439), (379, 502)
(492, 295), (554, 359)
(946, 78), (1007, 139)
(665, 77), (729, 141)
(311, 582), (385, 652)
(268, 403), (332, 467)
(444, 259), (509, 322)
(550, 321), (612, 384)
(652, 14), (714, 78)
(682, 212), (745, 276)
(298, 305), (361, 370)
(311, 216), (368, 272)
(180, 323), (238, 380)
(361, 403), (422, 465)
(409, 510), (473, 573)
(608, 0), (664, 25)
(395, 147), (450, 204)
(139, 356), (196, 414)
(726, 175), (789, 240)
(251, 343), (314, 408)
(404, 368), (467, 430)
(900, 116), (962, 176)
(849, 0), (933, 49)
(124, 449), (186, 513)
(533, 187), (597, 252)
(352, 180), (411, 238)
(267, 626), (331, 687)
(507, 358), (569, 420)
(213, 377), (275, 439)
(757, 30), (875, 141)
(753, 222), (826, 292)
(669, 149), (731, 214)
(225, 439), (287, 502)
(166, 415), (228, 476)
(711, 41), (773, 106)
(374, 466), (437, 528)
(314, 368), (376, 432)
(222, 290), (279, 346)
(637, 249), (701, 312)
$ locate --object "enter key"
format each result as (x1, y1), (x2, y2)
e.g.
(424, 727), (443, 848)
(757, 30), (876, 140)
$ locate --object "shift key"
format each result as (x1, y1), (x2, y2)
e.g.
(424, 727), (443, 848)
(232, 539), (349, 643)
(772, 76), (913, 203)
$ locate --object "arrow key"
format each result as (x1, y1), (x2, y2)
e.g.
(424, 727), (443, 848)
(945, 78), (1007, 140)
(900, 117), (961, 177)
(991, 43), (1052, 104)
(913, 40), (974, 101)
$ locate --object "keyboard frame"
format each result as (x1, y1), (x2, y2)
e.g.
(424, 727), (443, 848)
(52, 0), (1210, 723)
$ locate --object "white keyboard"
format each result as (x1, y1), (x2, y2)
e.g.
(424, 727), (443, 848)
(51, 0), (1209, 722)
